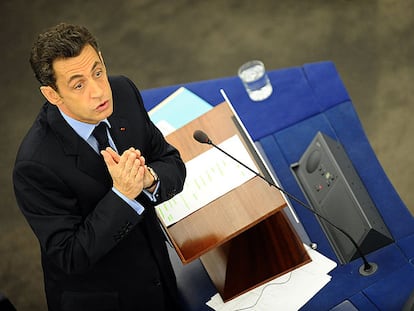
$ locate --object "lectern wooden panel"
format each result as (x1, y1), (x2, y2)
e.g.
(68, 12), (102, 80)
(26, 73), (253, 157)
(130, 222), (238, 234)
(163, 102), (310, 301)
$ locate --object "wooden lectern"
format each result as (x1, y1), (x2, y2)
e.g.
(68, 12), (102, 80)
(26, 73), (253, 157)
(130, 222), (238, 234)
(163, 102), (310, 301)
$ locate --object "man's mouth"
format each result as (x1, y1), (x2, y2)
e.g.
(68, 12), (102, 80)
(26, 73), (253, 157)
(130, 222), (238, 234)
(96, 100), (109, 111)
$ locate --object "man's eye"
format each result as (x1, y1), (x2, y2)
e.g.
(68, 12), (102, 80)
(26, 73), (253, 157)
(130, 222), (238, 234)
(95, 70), (103, 78)
(74, 83), (83, 90)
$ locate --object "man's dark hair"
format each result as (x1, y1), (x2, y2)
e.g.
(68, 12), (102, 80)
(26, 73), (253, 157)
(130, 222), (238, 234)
(30, 23), (99, 90)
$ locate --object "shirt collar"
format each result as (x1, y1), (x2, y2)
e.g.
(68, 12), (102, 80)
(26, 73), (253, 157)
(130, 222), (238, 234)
(58, 109), (111, 141)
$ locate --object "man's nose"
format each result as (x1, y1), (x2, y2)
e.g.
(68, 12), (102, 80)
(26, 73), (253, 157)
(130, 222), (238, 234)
(90, 79), (104, 98)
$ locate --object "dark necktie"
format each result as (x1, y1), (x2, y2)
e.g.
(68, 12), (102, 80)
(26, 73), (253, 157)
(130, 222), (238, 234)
(92, 122), (110, 151)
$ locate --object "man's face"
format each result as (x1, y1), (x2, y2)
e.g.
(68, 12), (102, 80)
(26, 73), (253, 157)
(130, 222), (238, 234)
(46, 44), (113, 124)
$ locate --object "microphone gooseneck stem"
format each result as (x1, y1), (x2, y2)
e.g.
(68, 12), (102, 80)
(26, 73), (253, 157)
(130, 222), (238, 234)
(203, 136), (376, 275)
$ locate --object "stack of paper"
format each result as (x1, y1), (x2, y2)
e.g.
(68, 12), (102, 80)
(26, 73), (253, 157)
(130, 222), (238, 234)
(148, 86), (213, 136)
(206, 245), (337, 311)
(155, 135), (258, 227)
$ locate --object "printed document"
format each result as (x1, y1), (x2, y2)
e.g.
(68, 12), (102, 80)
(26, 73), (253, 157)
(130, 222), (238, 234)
(156, 135), (258, 226)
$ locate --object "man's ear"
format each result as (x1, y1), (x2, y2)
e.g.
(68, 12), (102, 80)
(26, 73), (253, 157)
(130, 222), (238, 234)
(40, 86), (63, 106)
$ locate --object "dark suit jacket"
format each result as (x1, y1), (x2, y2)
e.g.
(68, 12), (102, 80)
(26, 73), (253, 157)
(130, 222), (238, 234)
(13, 76), (186, 311)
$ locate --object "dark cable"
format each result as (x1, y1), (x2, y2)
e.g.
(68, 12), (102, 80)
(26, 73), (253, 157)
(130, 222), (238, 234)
(193, 130), (377, 275)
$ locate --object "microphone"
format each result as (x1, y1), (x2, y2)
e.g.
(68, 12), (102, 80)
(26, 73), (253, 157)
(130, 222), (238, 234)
(193, 129), (378, 276)
(193, 130), (212, 145)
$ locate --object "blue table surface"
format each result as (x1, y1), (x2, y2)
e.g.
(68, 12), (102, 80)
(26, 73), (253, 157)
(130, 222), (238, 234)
(141, 61), (414, 311)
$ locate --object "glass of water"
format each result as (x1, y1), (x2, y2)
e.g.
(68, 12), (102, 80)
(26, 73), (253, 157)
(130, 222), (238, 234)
(238, 60), (273, 101)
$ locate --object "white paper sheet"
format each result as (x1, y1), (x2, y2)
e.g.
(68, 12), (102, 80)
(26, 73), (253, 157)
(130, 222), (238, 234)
(155, 135), (258, 227)
(206, 245), (337, 311)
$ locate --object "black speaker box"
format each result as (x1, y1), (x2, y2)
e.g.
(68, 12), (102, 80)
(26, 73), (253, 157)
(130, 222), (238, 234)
(291, 132), (393, 264)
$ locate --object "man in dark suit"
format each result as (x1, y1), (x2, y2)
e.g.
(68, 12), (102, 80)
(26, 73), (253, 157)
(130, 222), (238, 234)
(13, 23), (186, 311)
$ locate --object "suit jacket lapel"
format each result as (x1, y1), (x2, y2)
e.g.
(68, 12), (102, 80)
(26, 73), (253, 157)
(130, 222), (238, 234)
(108, 116), (131, 153)
(47, 104), (111, 186)
(76, 143), (111, 186)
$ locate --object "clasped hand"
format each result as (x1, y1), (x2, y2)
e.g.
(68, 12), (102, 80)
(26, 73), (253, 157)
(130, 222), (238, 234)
(101, 147), (153, 199)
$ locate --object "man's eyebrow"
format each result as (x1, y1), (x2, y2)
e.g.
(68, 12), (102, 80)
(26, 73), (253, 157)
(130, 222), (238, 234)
(67, 61), (102, 85)
(91, 60), (101, 72)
